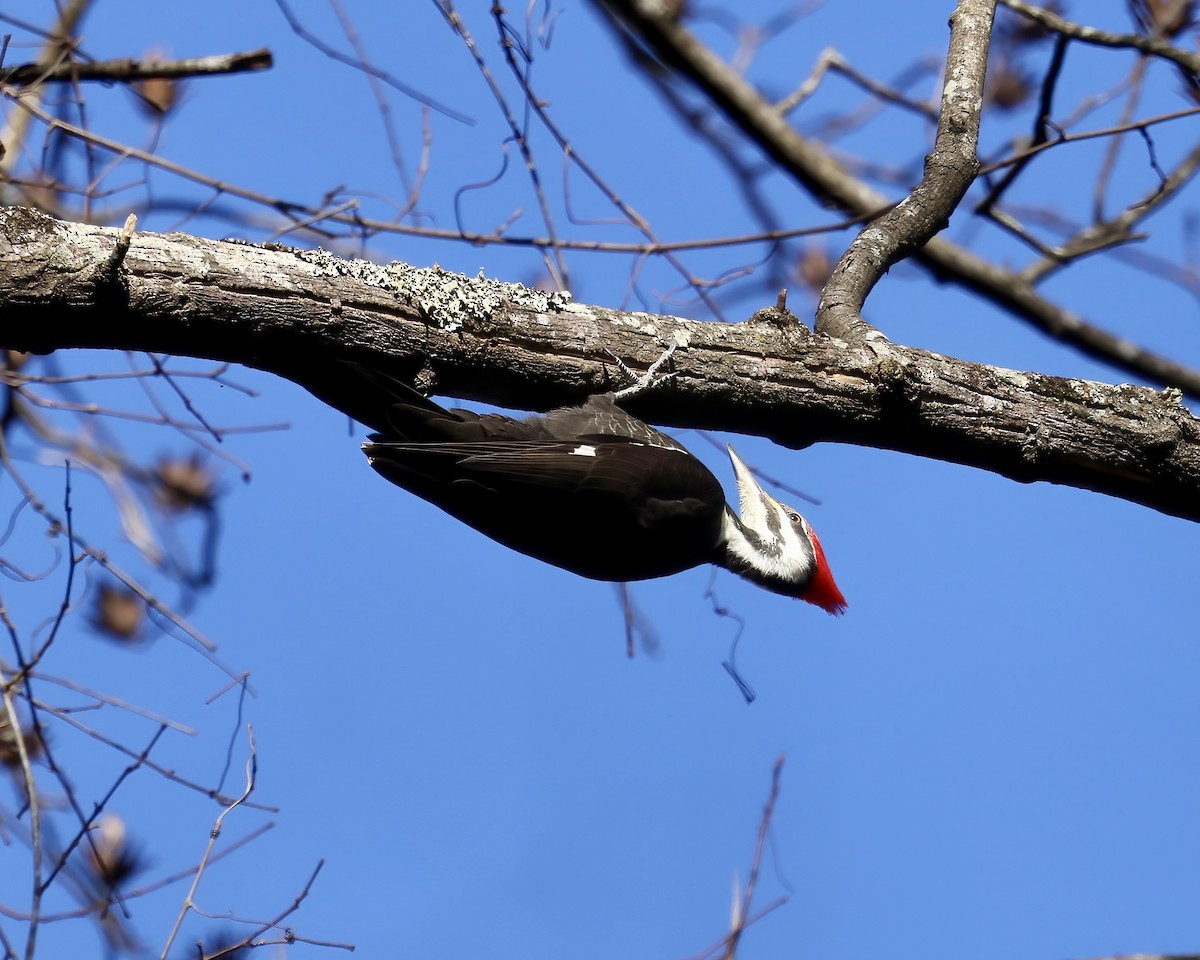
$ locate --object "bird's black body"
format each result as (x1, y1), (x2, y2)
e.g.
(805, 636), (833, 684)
(348, 361), (846, 614)
(363, 389), (728, 581)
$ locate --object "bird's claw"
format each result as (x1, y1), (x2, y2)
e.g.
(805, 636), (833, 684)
(610, 336), (680, 402)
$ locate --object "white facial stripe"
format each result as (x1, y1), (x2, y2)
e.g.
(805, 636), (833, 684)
(718, 445), (820, 594)
(720, 506), (815, 589)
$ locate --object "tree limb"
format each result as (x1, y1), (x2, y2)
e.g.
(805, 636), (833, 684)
(998, 0), (1200, 73)
(0, 49), (273, 86)
(817, 0), (996, 345)
(1, 206), (1197, 522)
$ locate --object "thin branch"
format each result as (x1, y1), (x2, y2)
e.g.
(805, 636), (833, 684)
(435, 0), (570, 289)
(25, 462), (79, 673)
(0, 0), (91, 184)
(0, 823), (276, 922)
(778, 47), (940, 123)
(159, 724), (257, 960)
(0, 431), (229, 668)
(490, 1), (730, 318)
(329, 1), (416, 199)
(31, 699), (277, 811)
(272, 0), (471, 123)
(0, 665), (43, 960)
(975, 33), (1069, 214)
(723, 756), (786, 960)
(31, 672), (196, 734)
(191, 860), (354, 955)
(0, 49), (273, 86)
(1093, 57), (1149, 223)
(38, 725), (167, 895)
(4, 93), (868, 255)
(997, 0), (1200, 76)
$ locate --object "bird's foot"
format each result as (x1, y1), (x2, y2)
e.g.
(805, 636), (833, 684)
(609, 333), (683, 402)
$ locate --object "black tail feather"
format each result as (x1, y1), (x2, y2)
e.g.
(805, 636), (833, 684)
(279, 359), (445, 433)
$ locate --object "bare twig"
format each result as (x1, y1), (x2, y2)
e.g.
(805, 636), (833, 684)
(778, 47), (939, 122)
(0, 823), (277, 923)
(490, 2), (731, 318)
(31, 699), (276, 811)
(272, 0), (470, 123)
(39, 725), (167, 895)
(0, 49), (273, 86)
(5, 93), (866, 255)
(0, 0), (91, 184)
(190, 860), (354, 955)
(159, 725), (258, 960)
(976, 33), (1068, 214)
(25, 461), (80, 673)
(722, 756), (786, 960)
(31, 672), (196, 734)
(329, 0), (416, 199)
(997, 0), (1200, 75)
(435, 0), (570, 289)
(102, 213), (137, 280)
(0, 664), (43, 960)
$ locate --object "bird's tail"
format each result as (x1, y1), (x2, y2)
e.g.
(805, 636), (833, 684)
(276, 358), (446, 434)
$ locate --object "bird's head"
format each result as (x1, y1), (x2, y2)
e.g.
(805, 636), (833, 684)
(721, 445), (847, 615)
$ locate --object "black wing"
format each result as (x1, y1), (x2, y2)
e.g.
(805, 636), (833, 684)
(362, 436), (726, 580)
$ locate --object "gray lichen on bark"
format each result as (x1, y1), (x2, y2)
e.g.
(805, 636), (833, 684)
(292, 248), (573, 332)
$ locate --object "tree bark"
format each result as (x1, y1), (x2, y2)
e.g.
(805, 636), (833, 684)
(2, 205), (1197, 522)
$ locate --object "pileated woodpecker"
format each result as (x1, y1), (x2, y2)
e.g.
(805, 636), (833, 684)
(358, 370), (846, 615)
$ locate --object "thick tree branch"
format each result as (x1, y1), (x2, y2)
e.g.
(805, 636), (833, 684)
(1, 207), (1197, 522)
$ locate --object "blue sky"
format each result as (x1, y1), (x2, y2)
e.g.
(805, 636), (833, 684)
(3, 2), (1199, 958)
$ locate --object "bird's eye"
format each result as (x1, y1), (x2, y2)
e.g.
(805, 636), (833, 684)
(788, 512), (802, 524)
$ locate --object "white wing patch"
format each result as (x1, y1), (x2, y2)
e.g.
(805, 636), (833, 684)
(569, 444), (598, 457)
